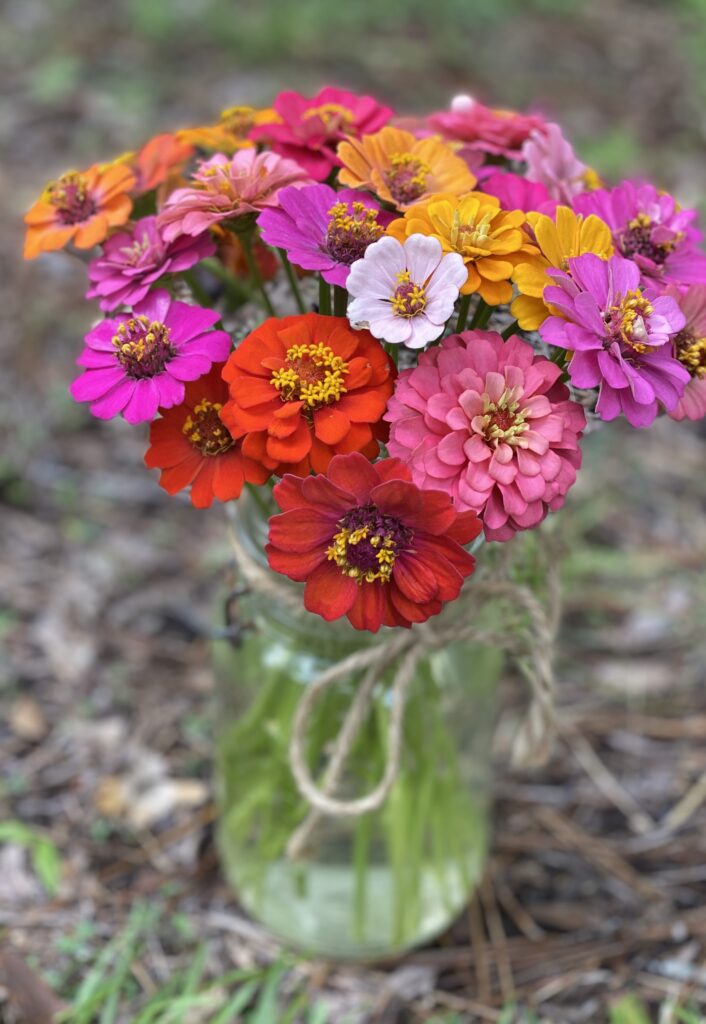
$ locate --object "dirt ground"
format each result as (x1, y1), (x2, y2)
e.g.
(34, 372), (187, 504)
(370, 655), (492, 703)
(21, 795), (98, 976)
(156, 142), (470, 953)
(1, 2), (706, 1021)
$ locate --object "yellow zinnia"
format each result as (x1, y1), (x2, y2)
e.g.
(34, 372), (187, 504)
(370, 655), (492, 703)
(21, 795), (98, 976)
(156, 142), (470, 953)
(337, 127), (476, 211)
(387, 192), (537, 306)
(511, 206), (613, 329)
(177, 106), (279, 155)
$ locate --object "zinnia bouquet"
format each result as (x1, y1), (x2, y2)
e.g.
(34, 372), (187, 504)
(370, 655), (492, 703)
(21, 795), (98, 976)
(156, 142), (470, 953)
(25, 88), (706, 958)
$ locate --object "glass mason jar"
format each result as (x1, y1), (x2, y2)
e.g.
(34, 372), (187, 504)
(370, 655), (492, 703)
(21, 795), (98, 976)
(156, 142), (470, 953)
(213, 491), (504, 960)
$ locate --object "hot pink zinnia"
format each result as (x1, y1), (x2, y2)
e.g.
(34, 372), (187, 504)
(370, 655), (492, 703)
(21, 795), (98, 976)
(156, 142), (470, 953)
(540, 253), (688, 428)
(249, 87), (393, 181)
(385, 331), (586, 542)
(86, 215), (215, 311)
(574, 180), (706, 287)
(659, 284), (706, 422)
(428, 94), (548, 161)
(158, 150), (311, 242)
(481, 171), (557, 217)
(521, 123), (589, 205)
(69, 289), (231, 424)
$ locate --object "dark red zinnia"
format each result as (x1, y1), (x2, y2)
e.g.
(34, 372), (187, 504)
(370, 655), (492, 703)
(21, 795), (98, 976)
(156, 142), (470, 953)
(266, 452), (482, 632)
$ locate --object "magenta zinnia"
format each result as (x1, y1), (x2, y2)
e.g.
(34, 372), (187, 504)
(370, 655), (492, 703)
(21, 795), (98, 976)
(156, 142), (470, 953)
(86, 216), (215, 311)
(385, 331), (586, 542)
(659, 284), (706, 422)
(69, 289), (231, 424)
(540, 253), (689, 428)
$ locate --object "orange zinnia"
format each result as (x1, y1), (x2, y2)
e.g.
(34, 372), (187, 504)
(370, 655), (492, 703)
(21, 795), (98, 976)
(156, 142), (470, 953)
(337, 127), (476, 211)
(145, 366), (270, 509)
(24, 164), (135, 260)
(221, 314), (395, 476)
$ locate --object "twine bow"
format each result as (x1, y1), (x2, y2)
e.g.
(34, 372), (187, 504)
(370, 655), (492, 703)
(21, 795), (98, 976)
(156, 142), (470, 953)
(227, 518), (560, 860)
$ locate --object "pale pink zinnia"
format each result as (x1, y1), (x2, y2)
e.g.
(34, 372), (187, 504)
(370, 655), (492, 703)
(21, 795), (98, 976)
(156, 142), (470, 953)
(347, 235), (467, 349)
(158, 150), (311, 241)
(660, 284), (706, 422)
(385, 331), (586, 541)
(521, 122), (589, 206)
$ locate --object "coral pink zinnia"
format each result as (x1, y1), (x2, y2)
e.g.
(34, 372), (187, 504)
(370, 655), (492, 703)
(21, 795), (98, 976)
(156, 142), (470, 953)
(267, 452), (481, 632)
(158, 150), (311, 241)
(385, 331), (586, 542)
(659, 284), (706, 422)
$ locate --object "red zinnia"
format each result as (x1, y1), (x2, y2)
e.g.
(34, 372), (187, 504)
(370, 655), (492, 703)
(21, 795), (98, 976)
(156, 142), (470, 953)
(221, 314), (395, 477)
(144, 365), (270, 508)
(267, 452), (482, 632)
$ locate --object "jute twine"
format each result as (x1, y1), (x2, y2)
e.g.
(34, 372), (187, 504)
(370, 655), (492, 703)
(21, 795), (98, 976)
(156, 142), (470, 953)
(227, 521), (561, 861)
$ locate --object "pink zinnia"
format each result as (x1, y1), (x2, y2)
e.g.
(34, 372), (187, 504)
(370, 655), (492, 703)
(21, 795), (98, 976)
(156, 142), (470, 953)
(158, 150), (311, 242)
(385, 331), (585, 542)
(540, 253), (688, 428)
(257, 183), (392, 287)
(69, 289), (231, 424)
(86, 216), (215, 311)
(659, 284), (706, 422)
(347, 235), (467, 349)
(428, 94), (548, 161)
(481, 171), (557, 217)
(574, 181), (706, 287)
(250, 87), (393, 181)
(521, 123), (588, 205)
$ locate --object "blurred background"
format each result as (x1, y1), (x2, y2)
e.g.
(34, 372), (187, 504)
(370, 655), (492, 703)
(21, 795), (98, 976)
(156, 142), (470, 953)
(1, 1), (706, 1021)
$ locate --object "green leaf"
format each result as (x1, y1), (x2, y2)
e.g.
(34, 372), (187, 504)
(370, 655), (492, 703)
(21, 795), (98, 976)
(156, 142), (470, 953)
(609, 994), (652, 1024)
(0, 821), (63, 895)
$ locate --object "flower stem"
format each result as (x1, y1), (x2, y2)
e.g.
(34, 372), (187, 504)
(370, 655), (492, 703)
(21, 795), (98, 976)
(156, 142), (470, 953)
(318, 276), (332, 316)
(501, 319), (520, 340)
(455, 293), (472, 332)
(181, 268), (212, 309)
(278, 248), (306, 314)
(469, 297), (492, 330)
(200, 257), (250, 308)
(245, 481), (273, 520)
(333, 285), (348, 318)
(240, 231), (276, 317)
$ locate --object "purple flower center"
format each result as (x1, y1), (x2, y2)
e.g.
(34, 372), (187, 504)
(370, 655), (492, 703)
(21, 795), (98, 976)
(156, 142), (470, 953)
(674, 329), (706, 379)
(182, 398), (234, 455)
(620, 213), (681, 267)
(602, 291), (653, 353)
(326, 504), (412, 584)
(112, 315), (175, 379)
(390, 271), (427, 318)
(45, 172), (96, 225)
(325, 201), (384, 266)
(385, 153), (430, 206)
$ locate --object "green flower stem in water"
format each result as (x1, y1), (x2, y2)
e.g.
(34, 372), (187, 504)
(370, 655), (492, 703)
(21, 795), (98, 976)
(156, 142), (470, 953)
(240, 231), (277, 317)
(470, 297), (493, 330)
(333, 284), (348, 318)
(455, 293), (472, 332)
(318, 277), (332, 316)
(278, 248), (306, 314)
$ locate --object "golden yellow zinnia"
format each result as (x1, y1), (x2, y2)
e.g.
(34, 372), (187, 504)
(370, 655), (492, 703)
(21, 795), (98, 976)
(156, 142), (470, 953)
(511, 205), (613, 329)
(387, 191), (537, 306)
(176, 106), (279, 155)
(337, 127), (476, 211)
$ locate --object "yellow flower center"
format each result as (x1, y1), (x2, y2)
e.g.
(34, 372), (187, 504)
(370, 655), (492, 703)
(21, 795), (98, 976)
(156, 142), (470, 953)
(604, 290), (653, 353)
(302, 103), (354, 132)
(112, 315), (174, 379)
(385, 153), (431, 205)
(449, 208), (495, 255)
(675, 330), (706, 379)
(326, 201), (384, 264)
(475, 387), (529, 446)
(182, 399), (234, 456)
(390, 269), (427, 317)
(44, 171), (95, 224)
(219, 105), (256, 138)
(326, 505), (411, 584)
(271, 342), (349, 409)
